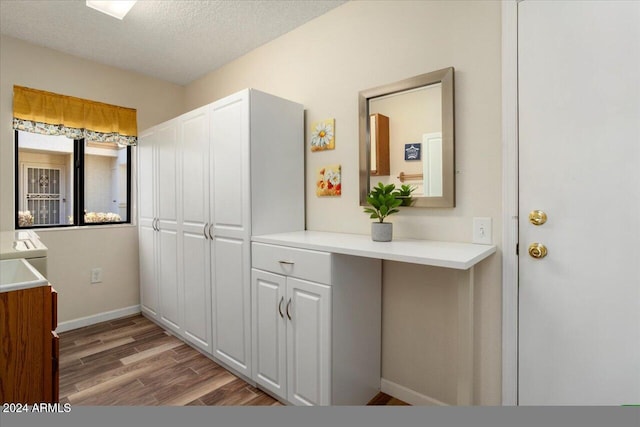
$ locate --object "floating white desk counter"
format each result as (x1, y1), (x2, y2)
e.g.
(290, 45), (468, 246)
(252, 231), (495, 270)
(252, 231), (496, 405)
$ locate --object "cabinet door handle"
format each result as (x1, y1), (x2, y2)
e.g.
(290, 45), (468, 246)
(155, 219), (160, 231)
(203, 223), (209, 239)
(153, 218), (158, 231)
(278, 297), (284, 318)
(286, 298), (292, 320)
(208, 223), (214, 240)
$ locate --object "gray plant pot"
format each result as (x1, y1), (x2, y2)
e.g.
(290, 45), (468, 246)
(371, 222), (392, 242)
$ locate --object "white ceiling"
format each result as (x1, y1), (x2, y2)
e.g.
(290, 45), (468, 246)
(0, 0), (346, 85)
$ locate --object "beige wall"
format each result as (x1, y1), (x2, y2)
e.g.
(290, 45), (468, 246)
(185, 1), (502, 404)
(0, 0), (503, 405)
(0, 35), (185, 322)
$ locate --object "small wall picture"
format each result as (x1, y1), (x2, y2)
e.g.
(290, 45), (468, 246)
(310, 118), (335, 152)
(316, 164), (341, 197)
(404, 143), (421, 161)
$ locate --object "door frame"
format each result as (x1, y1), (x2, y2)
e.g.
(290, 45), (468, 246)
(501, 0), (519, 406)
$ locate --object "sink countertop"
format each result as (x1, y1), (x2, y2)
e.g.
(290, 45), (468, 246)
(0, 258), (49, 293)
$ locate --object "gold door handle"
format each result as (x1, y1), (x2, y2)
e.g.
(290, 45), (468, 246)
(529, 210), (547, 226)
(528, 243), (547, 259)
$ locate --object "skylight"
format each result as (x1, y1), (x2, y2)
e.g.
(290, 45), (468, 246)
(86, 1), (137, 20)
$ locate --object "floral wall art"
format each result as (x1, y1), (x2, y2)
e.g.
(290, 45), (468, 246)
(316, 164), (341, 197)
(310, 118), (335, 151)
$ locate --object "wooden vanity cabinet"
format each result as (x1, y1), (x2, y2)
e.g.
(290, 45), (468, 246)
(0, 285), (59, 404)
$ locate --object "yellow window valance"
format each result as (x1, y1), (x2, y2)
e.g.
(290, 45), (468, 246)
(12, 85), (137, 146)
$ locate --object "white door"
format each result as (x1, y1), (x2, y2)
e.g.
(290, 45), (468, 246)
(180, 107), (212, 353)
(23, 164), (66, 225)
(518, 1), (640, 405)
(286, 277), (331, 406)
(252, 269), (287, 400)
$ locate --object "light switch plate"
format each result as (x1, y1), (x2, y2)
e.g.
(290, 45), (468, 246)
(473, 217), (492, 245)
(91, 268), (103, 284)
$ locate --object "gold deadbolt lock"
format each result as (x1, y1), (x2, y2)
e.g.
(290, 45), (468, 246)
(529, 210), (547, 226)
(528, 243), (547, 259)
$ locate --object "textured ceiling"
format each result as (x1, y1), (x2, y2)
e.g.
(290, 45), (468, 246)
(0, 0), (346, 85)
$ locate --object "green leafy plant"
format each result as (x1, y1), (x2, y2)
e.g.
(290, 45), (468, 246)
(393, 184), (417, 207)
(364, 182), (402, 223)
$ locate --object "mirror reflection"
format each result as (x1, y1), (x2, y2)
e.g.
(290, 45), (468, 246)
(359, 67), (455, 208)
(368, 83), (442, 197)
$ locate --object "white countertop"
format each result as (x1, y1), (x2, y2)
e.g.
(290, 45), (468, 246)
(252, 231), (496, 270)
(0, 230), (48, 260)
(0, 258), (49, 293)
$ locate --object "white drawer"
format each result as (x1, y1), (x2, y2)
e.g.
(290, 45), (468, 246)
(252, 242), (331, 284)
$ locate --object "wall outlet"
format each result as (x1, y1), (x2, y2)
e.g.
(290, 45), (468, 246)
(473, 217), (492, 245)
(91, 268), (103, 284)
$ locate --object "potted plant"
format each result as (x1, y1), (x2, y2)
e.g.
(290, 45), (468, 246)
(364, 182), (402, 242)
(393, 184), (417, 207)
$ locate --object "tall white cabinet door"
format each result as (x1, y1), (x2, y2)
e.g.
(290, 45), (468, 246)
(180, 107), (212, 353)
(182, 232), (210, 351)
(286, 278), (331, 406)
(212, 237), (251, 376)
(210, 90), (250, 240)
(138, 130), (156, 230)
(210, 91), (252, 377)
(155, 122), (181, 332)
(158, 229), (179, 331)
(155, 122), (178, 230)
(138, 130), (158, 318)
(252, 269), (287, 399)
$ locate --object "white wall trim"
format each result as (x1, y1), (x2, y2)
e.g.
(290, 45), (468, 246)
(381, 378), (449, 406)
(56, 305), (141, 333)
(501, 0), (520, 406)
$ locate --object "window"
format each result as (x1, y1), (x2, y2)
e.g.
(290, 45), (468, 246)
(12, 86), (137, 227)
(15, 130), (131, 228)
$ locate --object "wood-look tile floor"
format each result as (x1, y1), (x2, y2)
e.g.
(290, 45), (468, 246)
(59, 314), (407, 406)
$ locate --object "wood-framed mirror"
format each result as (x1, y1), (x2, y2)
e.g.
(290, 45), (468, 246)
(359, 67), (455, 208)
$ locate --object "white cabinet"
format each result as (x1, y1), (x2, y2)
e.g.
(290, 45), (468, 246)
(139, 89), (303, 377)
(253, 270), (331, 406)
(138, 120), (180, 334)
(286, 277), (331, 406)
(179, 106), (212, 353)
(138, 107), (211, 351)
(252, 270), (287, 397)
(209, 90), (304, 379)
(251, 242), (382, 406)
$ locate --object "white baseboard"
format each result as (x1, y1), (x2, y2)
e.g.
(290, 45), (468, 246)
(56, 305), (141, 333)
(380, 378), (449, 406)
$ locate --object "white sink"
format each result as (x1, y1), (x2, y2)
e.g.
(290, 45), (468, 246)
(0, 258), (48, 292)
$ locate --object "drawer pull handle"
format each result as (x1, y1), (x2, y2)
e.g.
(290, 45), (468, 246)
(279, 260), (294, 265)
(286, 298), (292, 320)
(278, 297), (284, 318)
